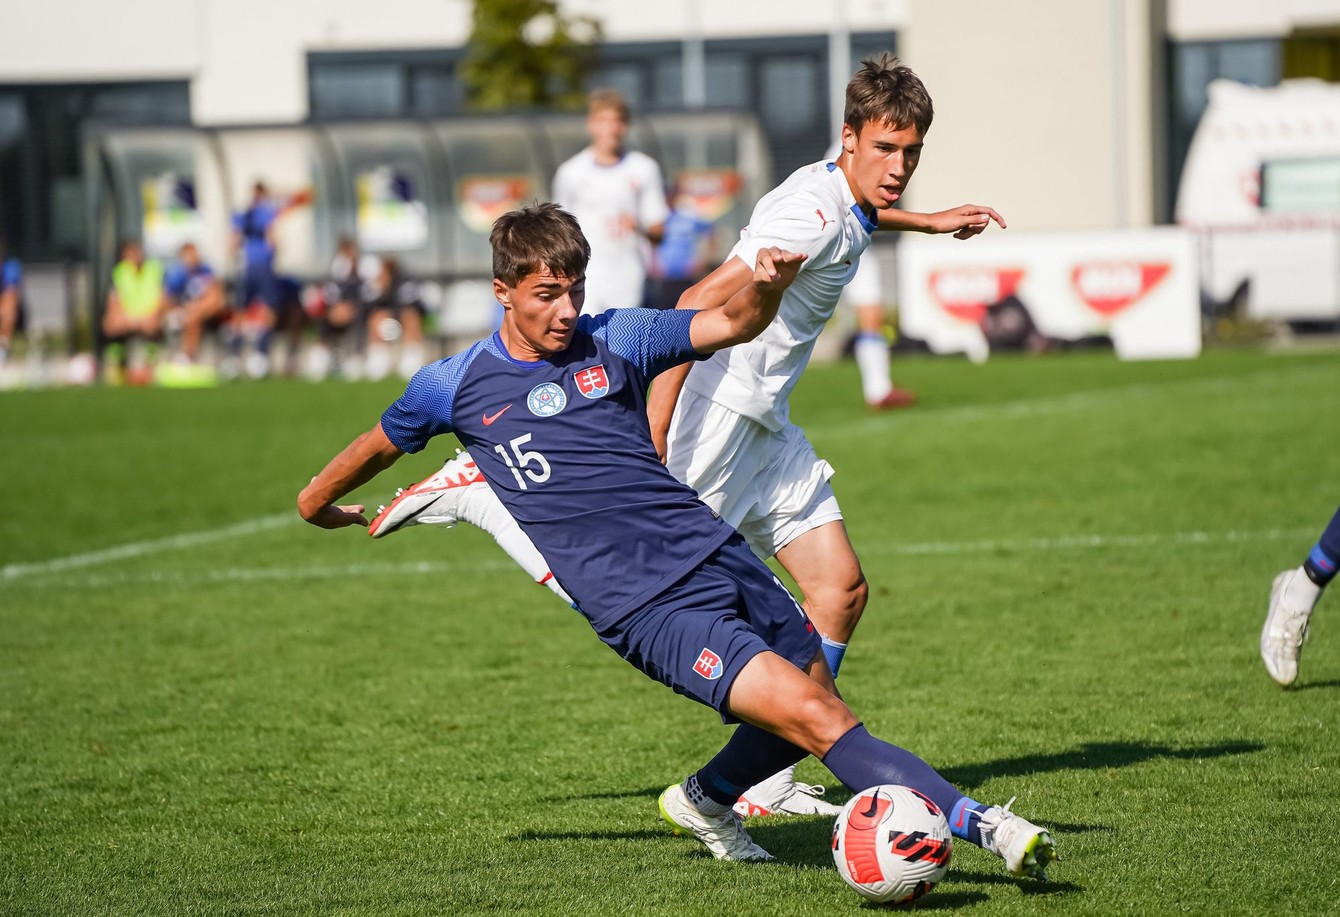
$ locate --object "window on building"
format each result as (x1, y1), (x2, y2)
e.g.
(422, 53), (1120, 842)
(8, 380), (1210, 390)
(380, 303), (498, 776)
(309, 51), (464, 120)
(0, 81), (189, 261)
(1169, 38), (1280, 215)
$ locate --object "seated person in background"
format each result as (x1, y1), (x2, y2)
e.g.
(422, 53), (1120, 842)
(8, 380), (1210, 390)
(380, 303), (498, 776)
(103, 239), (165, 384)
(0, 236), (24, 372)
(363, 256), (427, 381)
(163, 242), (227, 364)
(306, 236), (370, 380)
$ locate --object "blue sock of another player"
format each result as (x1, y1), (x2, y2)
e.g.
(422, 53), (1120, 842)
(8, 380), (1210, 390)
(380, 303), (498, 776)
(1303, 507), (1340, 588)
(821, 636), (848, 677)
(685, 724), (809, 815)
(820, 723), (994, 849)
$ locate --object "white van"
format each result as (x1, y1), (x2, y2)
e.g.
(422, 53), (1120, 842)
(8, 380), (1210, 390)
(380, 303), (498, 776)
(1176, 78), (1340, 323)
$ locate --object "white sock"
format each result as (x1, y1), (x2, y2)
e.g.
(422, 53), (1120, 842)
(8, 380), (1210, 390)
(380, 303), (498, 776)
(683, 775), (732, 816)
(1286, 566), (1323, 610)
(365, 344), (392, 381)
(854, 332), (892, 403)
(470, 481), (575, 606)
(397, 343), (426, 379)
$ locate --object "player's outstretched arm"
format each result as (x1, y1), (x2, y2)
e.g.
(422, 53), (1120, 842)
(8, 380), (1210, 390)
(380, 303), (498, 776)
(687, 247), (805, 355)
(298, 422), (405, 529)
(878, 204), (1006, 240)
(645, 255), (758, 459)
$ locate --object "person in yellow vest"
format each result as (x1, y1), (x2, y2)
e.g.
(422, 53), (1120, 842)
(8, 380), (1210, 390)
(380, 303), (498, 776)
(103, 239), (165, 384)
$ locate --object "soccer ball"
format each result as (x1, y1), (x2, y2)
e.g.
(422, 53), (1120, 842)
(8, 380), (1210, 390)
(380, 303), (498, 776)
(831, 784), (953, 904)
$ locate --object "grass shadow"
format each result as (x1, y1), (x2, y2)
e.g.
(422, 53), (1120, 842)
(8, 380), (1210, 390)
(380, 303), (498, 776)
(941, 739), (1264, 790)
(512, 827), (675, 844)
(1292, 678), (1340, 692)
(948, 868), (1081, 896)
(864, 890), (990, 909)
(542, 785), (665, 802)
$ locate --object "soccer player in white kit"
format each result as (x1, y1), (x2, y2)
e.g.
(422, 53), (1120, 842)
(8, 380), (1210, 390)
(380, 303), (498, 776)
(552, 89), (669, 315)
(370, 54), (1005, 817)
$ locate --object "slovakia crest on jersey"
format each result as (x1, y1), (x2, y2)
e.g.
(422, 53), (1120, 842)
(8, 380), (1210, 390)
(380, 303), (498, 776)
(693, 648), (724, 680)
(527, 382), (567, 417)
(574, 364), (610, 399)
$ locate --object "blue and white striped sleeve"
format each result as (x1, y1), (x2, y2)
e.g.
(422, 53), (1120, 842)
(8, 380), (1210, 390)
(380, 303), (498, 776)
(591, 308), (706, 381)
(379, 344), (481, 453)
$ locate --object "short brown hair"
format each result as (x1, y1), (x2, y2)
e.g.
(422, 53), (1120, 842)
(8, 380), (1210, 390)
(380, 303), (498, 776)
(490, 203), (591, 287)
(587, 88), (630, 122)
(844, 53), (933, 137)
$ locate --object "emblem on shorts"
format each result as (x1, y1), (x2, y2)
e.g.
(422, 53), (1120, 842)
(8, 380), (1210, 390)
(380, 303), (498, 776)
(527, 382), (567, 417)
(693, 648), (724, 680)
(574, 364), (610, 399)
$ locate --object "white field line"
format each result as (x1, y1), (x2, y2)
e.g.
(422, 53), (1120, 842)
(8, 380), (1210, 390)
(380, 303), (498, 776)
(1, 512), (296, 582)
(5, 526), (1314, 591)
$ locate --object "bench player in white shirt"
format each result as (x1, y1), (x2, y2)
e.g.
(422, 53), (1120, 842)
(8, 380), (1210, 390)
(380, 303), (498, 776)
(370, 54), (1005, 818)
(552, 89), (669, 315)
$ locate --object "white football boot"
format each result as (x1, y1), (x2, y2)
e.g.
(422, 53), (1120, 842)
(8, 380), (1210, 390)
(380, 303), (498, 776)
(369, 449), (485, 537)
(1261, 566), (1322, 687)
(977, 797), (1058, 879)
(732, 765), (841, 817)
(658, 784), (774, 861)
(369, 450), (574, 604)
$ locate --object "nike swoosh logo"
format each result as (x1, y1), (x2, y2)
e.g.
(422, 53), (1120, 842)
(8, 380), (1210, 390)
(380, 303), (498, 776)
(482, 404), (513, 426)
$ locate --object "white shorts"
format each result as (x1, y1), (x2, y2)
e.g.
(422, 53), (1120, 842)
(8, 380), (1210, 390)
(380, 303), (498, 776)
(665, 387), (842, 559)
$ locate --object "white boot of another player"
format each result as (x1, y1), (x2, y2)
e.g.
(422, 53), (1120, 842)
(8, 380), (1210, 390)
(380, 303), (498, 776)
(733, 764), (841, 817)
(369, 450), (574, 605)
(1261, 566), (1322, 687)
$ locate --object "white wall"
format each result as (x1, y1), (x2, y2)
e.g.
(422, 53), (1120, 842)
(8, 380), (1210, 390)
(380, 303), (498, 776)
(0, 0), (905, 125)
(0, 0), (201, 81)
(900, 0), (1161, 231)
(1169, 0), (1340, 40)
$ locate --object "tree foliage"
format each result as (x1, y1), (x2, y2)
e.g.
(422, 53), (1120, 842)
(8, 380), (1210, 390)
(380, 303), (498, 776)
(462, 0), (602, 112)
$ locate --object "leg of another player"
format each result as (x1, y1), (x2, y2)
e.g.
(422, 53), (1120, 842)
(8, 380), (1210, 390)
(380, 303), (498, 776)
(1262, 505), (1339, 685)
(775, 520), (867, 676)
(853, 304), (915, 410)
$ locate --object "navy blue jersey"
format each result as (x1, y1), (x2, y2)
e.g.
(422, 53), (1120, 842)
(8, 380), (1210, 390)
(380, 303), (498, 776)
(381, 308), (733, 624)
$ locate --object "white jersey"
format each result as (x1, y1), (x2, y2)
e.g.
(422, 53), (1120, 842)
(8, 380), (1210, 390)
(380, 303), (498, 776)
(684, 160), (876, 431)
(553, 147), (670, 314)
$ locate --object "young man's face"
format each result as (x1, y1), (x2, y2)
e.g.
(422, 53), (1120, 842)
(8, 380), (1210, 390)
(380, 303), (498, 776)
(840, 119), (924, 211)
(495, 265), (586, 358)
(586, 106), (628, 158)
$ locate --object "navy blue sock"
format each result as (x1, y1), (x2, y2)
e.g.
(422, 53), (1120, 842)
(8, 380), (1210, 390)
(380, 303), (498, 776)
(821, 724), (992, 848)
(1304, 506), (1340, 587)
(691, 724), (809, 808)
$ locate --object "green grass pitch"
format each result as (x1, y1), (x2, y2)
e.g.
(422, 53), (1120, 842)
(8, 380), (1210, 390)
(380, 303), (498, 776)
(2, 347), (1338, 915)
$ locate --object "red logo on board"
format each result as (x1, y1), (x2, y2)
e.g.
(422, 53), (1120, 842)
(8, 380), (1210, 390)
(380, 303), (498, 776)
(1071, 262), (1171, 316)
(928, 268), (1026, 323)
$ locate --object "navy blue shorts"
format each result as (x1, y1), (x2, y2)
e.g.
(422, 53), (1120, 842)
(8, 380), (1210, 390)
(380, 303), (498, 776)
(592, 533), (822, 714)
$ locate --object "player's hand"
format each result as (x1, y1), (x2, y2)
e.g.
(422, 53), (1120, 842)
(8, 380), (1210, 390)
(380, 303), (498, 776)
(304, 503), (370, 529)
(752, 247), (807, 292)
(926, 205), (1006, 240)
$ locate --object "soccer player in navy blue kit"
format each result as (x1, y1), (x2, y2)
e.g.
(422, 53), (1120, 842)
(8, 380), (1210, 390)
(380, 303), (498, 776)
(298, 203), (1057, 878)
(1262, 506), (1340, 686)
